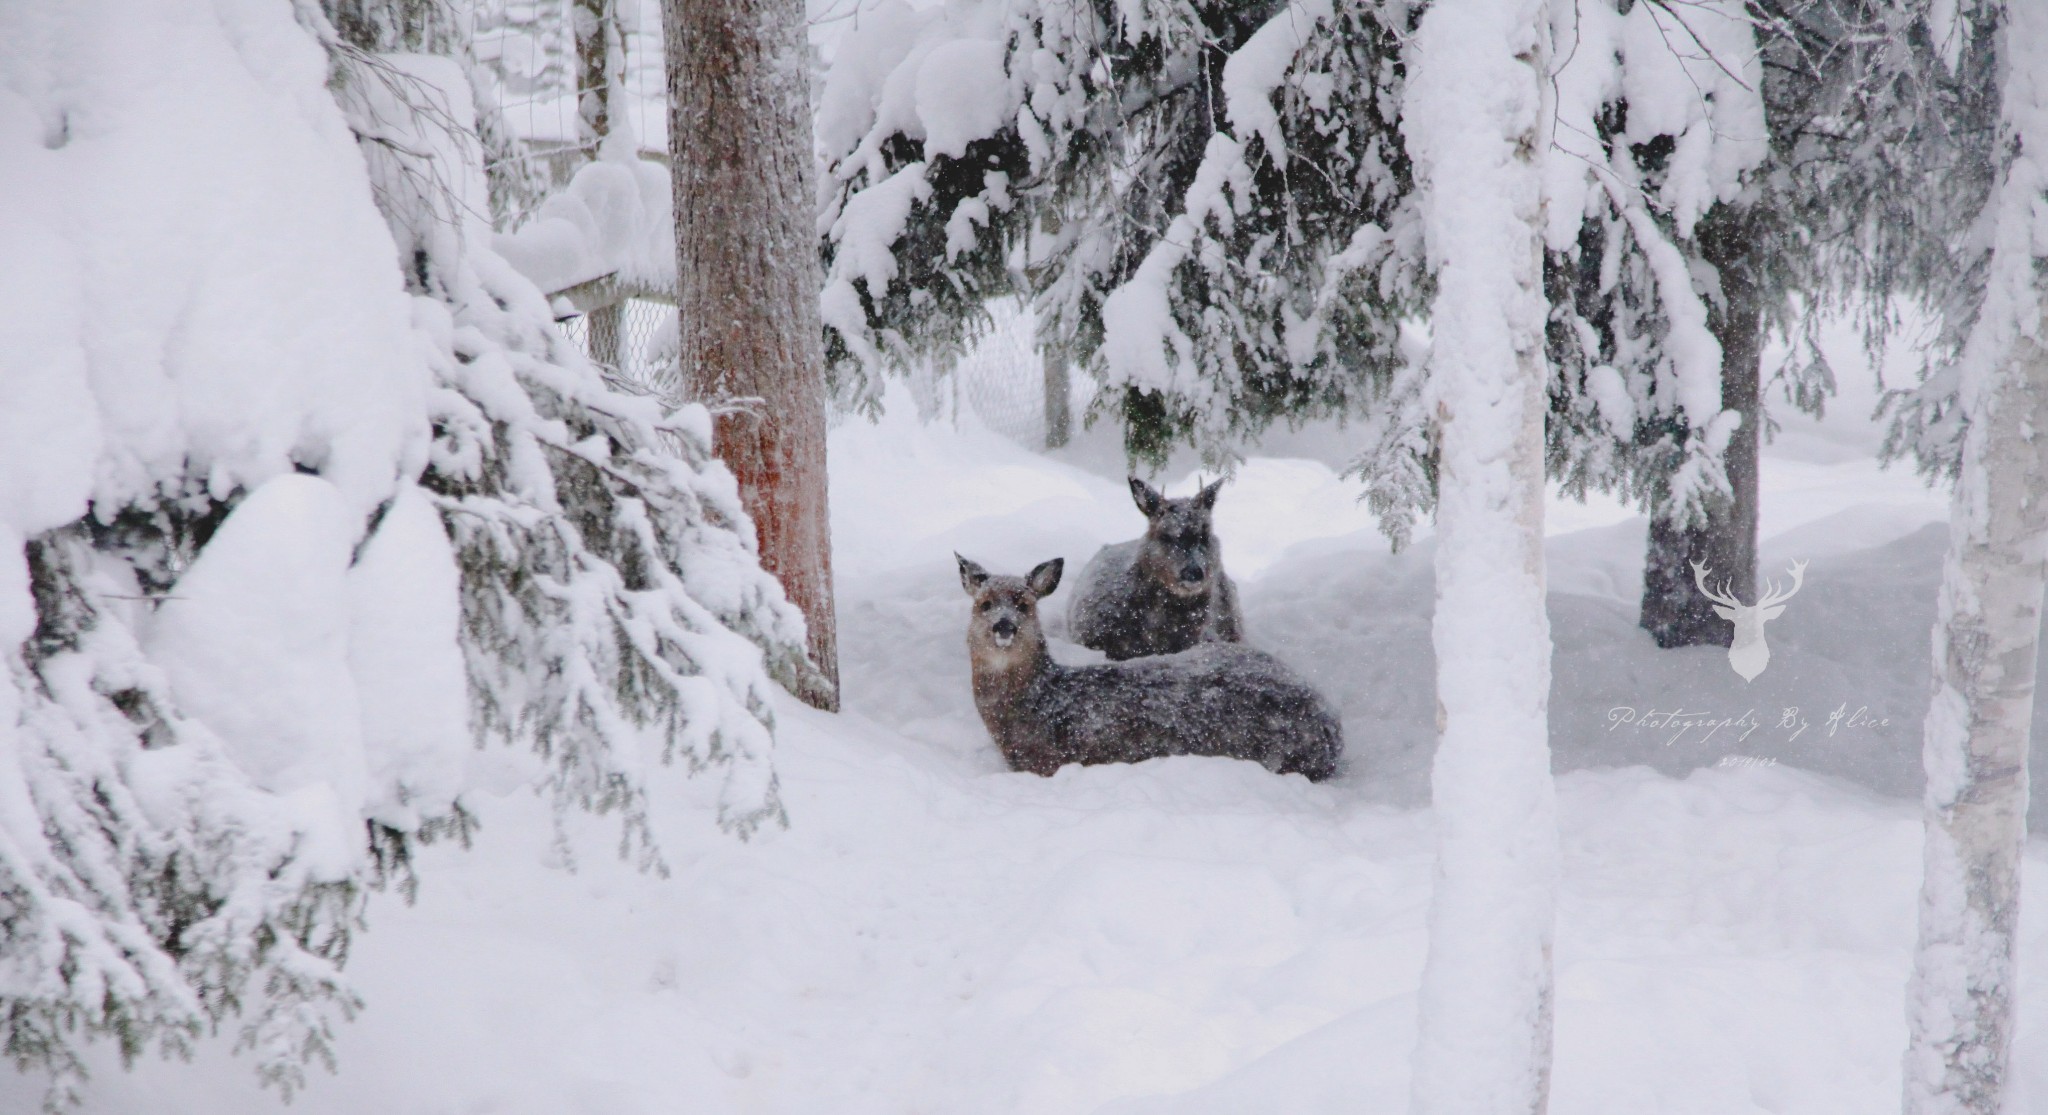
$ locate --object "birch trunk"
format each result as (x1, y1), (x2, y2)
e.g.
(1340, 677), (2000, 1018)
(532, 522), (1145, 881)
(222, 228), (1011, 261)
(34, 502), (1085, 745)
(1903, 6), (2048, 1106)
(664, 0), (840, 709)
(1403, 0), (1558, 1111)
(1903, 308), (2048, 1115)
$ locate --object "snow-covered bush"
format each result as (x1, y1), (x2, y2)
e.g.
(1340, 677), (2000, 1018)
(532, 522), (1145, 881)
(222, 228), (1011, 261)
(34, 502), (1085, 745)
(0, 0), (802, 1106)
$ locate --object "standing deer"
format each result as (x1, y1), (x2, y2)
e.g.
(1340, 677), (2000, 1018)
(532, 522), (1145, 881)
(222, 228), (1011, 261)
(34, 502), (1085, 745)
(1068, 477), (1244, 660)
(959, 555), (1341, 780)
(1692, 559), (1808, 682)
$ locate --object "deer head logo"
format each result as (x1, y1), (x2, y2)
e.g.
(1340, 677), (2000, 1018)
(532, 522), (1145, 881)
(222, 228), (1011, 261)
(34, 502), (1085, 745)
(1692, 559), (1808, 682)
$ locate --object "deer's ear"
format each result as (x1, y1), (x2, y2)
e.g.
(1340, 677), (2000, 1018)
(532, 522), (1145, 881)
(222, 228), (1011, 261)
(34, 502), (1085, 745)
(1129, 477), (1165, 519)
(1711, 605), (1737, 621)
(1194, 477), (1224, 512)
(957, 554), (991, 595)
(1026, 558), (1064, 599)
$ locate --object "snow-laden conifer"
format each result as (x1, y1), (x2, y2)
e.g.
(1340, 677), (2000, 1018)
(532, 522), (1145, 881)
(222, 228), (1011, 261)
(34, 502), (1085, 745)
(814, 0), (1424, 466)
(0, 1), (801, 1107)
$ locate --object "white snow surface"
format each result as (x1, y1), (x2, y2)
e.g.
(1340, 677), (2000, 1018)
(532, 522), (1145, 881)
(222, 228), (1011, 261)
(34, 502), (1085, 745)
(23, 337), (2048, 1110)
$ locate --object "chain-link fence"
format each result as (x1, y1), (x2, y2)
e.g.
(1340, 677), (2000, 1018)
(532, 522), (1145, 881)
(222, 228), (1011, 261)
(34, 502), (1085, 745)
(954, 300), (1055, 445)
(558, 296), (680, 397)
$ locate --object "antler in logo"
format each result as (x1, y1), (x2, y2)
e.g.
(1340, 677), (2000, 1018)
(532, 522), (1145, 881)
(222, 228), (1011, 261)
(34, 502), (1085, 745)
(1692, 559), (1808, 682)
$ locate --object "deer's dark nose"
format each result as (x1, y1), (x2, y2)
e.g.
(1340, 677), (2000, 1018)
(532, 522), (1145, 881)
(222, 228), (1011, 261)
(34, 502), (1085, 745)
(1179, 563), (1204, 584)
(991, 616), (1018, 639)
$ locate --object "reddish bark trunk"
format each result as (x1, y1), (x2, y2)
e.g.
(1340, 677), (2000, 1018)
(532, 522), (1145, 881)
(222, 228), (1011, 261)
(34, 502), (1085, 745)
(665, 0), (840, 710)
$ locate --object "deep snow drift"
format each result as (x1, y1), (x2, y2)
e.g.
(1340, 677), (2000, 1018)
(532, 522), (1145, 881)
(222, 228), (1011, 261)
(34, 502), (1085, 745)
(9, 343), (2048, 1113)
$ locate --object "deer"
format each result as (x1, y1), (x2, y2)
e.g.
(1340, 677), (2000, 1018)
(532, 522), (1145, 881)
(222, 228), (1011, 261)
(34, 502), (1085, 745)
(1692, 558), (1808, 682)
(958, 555), (1342, 781)
(1068, 477), (1244, 661)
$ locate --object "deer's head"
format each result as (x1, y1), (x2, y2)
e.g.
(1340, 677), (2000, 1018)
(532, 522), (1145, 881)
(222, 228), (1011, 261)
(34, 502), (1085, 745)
(958, 554), (1062, 664)
(1130, 476), (1224, 598)
(1692, 559), (1807, 681)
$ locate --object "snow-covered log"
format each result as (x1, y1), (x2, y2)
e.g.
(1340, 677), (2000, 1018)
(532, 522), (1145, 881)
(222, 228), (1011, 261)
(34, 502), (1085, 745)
(1400, 0), (1559, 1111)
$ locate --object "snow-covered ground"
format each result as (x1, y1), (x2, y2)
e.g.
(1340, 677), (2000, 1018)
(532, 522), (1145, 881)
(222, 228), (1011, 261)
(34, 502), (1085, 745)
(13, 334), (2048, 1114)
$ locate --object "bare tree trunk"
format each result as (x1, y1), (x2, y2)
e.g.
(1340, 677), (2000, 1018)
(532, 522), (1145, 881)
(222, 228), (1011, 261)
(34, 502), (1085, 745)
(587, 301), (623, 374)
(573, 0), (624, 371)
(665, 0), (840, 710)
(573, 0), (613, 156)
(1639, 204), (1760, 648)
(1043, 350), (1071, 449)
(1404, 0), (1558, 1111)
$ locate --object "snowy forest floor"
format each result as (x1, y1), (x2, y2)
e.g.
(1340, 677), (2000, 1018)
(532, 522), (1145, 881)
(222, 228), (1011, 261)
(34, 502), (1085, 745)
(15, 349), (2048, 1114)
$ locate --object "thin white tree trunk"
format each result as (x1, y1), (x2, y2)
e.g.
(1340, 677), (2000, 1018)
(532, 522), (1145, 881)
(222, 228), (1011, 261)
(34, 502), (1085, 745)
(1903, 8), (2048, 1111)
(1402, 0), (1558, 1112)
(1903, 318), (2048, 1115)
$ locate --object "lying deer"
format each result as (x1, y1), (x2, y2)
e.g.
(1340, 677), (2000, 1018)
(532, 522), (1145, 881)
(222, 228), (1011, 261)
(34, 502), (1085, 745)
(1692, 558), (1808, 682)
(959, 555), (1341, 780)
(1068, 477), (1244, 660)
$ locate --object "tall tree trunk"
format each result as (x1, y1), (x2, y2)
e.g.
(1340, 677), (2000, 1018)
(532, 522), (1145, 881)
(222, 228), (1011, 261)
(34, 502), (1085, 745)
(1638, 204), (1760, 648)
(665, 0), (840, 710)
(1902, 0), (2048, 1091)
(1902, 310), (2048, 1115)
(1043, 350), (1071, 449)
(1403, 0), (1558, 1111)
